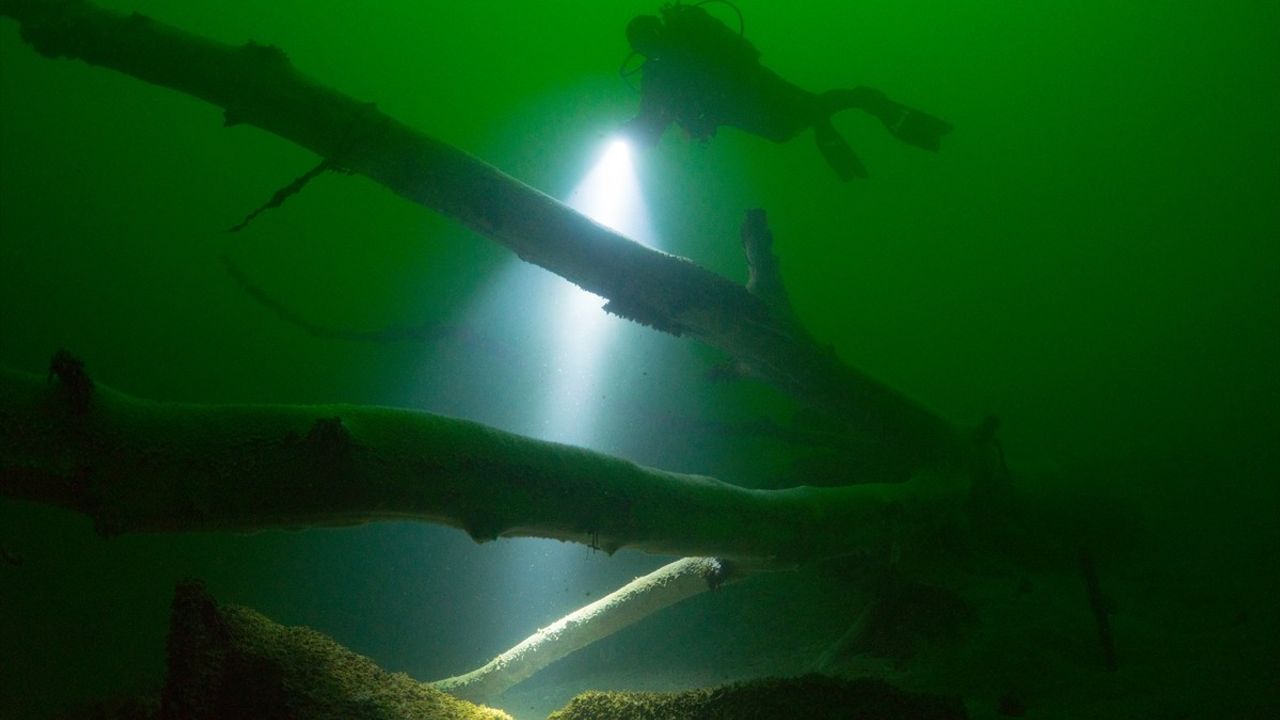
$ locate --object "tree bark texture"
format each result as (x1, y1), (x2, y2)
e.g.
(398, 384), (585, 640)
(0, 365), (962, 564)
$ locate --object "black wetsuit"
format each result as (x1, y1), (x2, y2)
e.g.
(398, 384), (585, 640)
(625, 5), (952, 180)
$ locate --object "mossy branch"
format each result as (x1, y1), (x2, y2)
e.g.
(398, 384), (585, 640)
(0, 0), (971, 485)
(0, 363), (962, 564)
(432, 557), (741, 701)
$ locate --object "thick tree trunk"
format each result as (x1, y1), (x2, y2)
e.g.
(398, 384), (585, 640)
(0, 0), (970, 484)
(0, 364), (964, 563)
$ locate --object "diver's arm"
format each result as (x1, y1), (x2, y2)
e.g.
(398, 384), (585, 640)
(620, 105), (671, 148)
(620, 68), (675, 148)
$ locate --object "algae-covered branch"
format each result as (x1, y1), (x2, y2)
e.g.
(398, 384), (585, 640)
(0, 361), (964, 564)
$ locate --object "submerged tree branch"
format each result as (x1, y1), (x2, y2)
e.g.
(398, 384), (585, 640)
(0, 363), (963, 564)
(0, 0), (973, 484)
(432, 557), (742, 702)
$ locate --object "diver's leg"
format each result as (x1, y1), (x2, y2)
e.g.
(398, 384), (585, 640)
(821, 86), (890, 115)
(821, 87), (953, 152)
(814, 120), (868, 181)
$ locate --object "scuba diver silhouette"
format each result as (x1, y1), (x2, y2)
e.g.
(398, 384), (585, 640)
(620, 2), (953, 180)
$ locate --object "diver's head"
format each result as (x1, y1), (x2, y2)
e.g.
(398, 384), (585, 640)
(626, 15), (664, 58)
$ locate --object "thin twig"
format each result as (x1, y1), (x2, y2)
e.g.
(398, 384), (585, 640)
(228, 160), (330, 233)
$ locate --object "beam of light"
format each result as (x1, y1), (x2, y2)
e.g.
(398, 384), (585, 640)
(420, 137), (662, 641)
(423, 137), (655, 440)
(539, 138), (656, 446)
(493, 137), (659, 625)
(504, 139), (657, 590)
(566, 139), (654, 240)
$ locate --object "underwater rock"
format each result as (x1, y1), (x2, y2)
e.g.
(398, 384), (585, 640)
(159, 580), (510, 720)
(547, 674), (966, 720)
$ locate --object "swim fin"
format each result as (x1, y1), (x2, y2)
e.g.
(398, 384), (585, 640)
(814, 120), (868, 181)
(880, 102), (953, 152)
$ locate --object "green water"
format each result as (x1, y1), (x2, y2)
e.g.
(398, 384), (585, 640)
(1, 1), (1277, 717)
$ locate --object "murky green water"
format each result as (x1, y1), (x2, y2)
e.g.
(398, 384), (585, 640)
(2, 1), (1277, 717)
